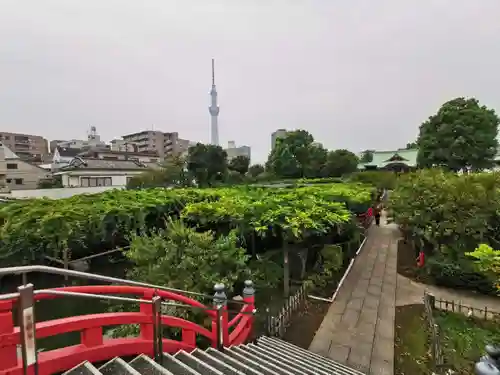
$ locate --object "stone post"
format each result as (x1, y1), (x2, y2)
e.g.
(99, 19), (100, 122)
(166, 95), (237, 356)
(212, 283), (229, 350)
(243, 280), (256, 343)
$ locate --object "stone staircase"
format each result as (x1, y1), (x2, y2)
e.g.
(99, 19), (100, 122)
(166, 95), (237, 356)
(63, 336), (365, 375)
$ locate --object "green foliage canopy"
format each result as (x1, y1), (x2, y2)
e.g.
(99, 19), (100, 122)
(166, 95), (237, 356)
(127, 156), (191, 189)
(389, 169), (500, 258)
(228, 155), (250, 175)
(248, 164), (265, 178)
(266, 130), (327, 179)
(0, 182), (372, 264)
(187, 143), (228, 187)
(359, 150), (374, 163)
(417, 97), (499, 171)
(323, 149), (359, 177)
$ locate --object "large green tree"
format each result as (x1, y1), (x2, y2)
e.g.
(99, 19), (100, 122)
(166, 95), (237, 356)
(323, 149), (359, 177)
(248, 164), (265, 177)
(228, 155), (250, 175)
(187, 143), (228, 187)
(127, 156), (190, 189)
(359, 150), (374, 163)
(417, 97), (499, 172)
(266, 130), (327, 178)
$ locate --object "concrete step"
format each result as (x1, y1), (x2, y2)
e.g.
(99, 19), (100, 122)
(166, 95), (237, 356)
(98, 357), (142, 375)
(161, 352), (202, 375)
(191, 348), (246, 375)
(174, 350), (224, 375)
(224, 347), (281, 375)
(244, 343), (324, 375)
(258, 336), (366, 375)
(60, 336), (367, 375)
(62, 361), (102, 375)
(230, 345), (301, 375)
(129, 354), (174, 375)
(204, 347), (265, 375)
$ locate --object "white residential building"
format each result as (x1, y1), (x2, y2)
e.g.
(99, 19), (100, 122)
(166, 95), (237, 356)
(225, 141), (251, 162)
(54, 158), (161, 188)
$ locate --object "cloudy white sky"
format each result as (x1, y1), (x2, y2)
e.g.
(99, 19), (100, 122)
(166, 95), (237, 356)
(1, 1), (500, 163)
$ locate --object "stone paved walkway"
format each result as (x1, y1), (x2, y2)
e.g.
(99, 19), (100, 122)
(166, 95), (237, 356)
(397, 272), (500, 311)
(309, 216), (398, 375)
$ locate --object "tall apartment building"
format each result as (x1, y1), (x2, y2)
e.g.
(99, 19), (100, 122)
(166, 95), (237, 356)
(121, 131), (180, 159)
(271, 129), (288, 150)
(0, 132), (48, 161)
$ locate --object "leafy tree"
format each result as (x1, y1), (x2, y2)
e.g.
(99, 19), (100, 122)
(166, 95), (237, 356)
(127, 156), (190, 189)
(228, 155), (250, 175)
(359, 150), (374, 163)
(248, 164), (265, 177)
(323, 149), (359, 177)
(417, 97), (499, 172)
(467, 244), (500, 291)
(187, 143), (228, 187)
(116, 220), (251, 338)
(303, 144), (328, 178)
(405, 142), (418, 149)
(126, 220), (250, 295)
(266, 130), (326, 178)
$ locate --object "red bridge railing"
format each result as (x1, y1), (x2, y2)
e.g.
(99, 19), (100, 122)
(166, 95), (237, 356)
(0, 267), (256, 375)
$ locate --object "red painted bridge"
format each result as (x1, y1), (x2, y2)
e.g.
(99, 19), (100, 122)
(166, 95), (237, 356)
(0, 267), (255, 375)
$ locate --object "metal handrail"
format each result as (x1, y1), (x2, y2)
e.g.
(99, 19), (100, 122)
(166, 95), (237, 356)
(0, 292), (20, 301)
(0, 265), (247, 304)
(34, 289), (154, 305)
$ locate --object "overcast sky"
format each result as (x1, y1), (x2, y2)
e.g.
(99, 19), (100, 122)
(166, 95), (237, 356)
(1, 1), (500, 163)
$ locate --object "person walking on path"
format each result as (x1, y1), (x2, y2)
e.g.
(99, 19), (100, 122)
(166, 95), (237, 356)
(374, 201), (382, 226)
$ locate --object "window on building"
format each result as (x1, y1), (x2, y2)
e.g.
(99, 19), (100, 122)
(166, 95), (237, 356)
(6, 179), (11, 183)
(126, 177), (133, 184)
(6, 163), (17, 169)
(80, 177), (112, 187)
(15, 178), (23, 185)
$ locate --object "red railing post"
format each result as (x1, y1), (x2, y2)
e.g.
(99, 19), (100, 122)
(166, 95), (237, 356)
(140, 290), (155, 340)
(182, 329), (196, 347)
(0, 300), (17, 371)
(81, 327), (103, 347)
(242, 280), (255, 342)
(212, 283), (228, 350)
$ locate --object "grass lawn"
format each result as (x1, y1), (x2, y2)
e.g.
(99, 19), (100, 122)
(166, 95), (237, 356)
(394, 304), (433, 375)
(435, 310), (500, 374)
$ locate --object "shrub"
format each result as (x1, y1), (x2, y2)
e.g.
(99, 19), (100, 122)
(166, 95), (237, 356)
(389, 169), (500, 259)
(425, 255), (497, 296)
(0, 183), (371, 265)
(348, 171), (397, 189)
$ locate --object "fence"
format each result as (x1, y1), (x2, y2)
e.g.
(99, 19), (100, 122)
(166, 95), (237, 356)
(423, 293), (445, 370)
(266, 283), (308, 338)
(434, 297), (500, 321)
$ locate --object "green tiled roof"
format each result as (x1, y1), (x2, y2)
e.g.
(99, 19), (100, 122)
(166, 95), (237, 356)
(358, 147), (500, 169)
(358, 149), (418, 169)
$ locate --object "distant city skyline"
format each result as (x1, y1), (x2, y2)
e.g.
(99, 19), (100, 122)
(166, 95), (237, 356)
(1, 1), (500, 163)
